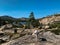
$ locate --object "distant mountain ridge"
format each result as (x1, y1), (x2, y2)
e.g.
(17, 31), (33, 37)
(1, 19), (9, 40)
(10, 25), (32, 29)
(0, 15), (27, 22)
(0, 15), (16, 21)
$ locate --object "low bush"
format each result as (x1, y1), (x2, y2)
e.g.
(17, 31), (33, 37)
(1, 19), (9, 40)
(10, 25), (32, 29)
(51, 29), (60, 35)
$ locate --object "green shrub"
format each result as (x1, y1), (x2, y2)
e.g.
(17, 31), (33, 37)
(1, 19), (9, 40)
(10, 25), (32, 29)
(49, 22), (60, 28)
(51, 29), (60, 35)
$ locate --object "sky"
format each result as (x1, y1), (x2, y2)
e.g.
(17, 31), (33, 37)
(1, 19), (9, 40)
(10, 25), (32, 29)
(0, 0), (60, 18)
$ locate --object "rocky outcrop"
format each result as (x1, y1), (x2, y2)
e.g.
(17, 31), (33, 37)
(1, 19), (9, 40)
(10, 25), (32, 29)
(1, 31), (60, 45)
(39, 15), (60, 25)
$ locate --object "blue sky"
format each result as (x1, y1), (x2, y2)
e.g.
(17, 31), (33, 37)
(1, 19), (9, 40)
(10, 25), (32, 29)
(0, 0), (60, 18)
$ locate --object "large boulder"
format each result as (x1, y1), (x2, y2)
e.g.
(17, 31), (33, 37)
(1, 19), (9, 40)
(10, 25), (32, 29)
(43, 31), (60, 43)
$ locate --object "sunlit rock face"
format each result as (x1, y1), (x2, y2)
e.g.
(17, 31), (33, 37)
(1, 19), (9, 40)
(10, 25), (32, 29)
(39, 15), (60, 25)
